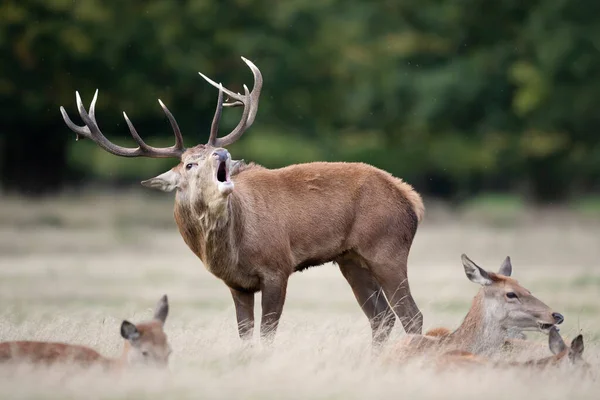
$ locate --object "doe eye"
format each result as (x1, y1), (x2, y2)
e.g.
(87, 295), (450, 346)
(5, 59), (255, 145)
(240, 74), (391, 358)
(506, 292), (518, 299)
(141, 351), (149, 357)
(185, 163), (194, 170)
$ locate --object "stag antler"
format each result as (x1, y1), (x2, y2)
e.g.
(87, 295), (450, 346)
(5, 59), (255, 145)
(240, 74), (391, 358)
(60, 56), (262, 155)
(199, 57), (263, 148)
(60, 90), (185, 158)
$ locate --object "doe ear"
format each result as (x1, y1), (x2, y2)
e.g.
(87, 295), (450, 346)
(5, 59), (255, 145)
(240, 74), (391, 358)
(461, 254), (494, 286)
(120, 320), (140, 341)
(141, 169), (181, 192)
(570, 334), (584, 357)
(548, 326), (567, 355)
(498, 256), (513, 277)
(153, 294), (169, 325)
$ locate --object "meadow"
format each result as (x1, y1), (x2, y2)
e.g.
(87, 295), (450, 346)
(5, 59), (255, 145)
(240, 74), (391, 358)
(0, 191), (599, 399)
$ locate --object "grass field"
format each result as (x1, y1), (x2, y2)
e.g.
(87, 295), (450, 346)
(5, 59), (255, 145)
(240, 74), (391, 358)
(0, 191), (599, 399)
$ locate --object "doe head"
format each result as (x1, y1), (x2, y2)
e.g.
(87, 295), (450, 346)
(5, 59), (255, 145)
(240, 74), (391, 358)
(461, 254), (564, 334)
(120, 294), (172, 368)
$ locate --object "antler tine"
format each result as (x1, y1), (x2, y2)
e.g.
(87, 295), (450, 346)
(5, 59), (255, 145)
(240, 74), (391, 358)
(89, 89), (98, 122)
(60, 99), (91, 142)
(212, 85), (252, 148)
(122, 111), (151, 151)
(158, 99), (185, 150)
(60, 90), (186, 158)
(198, 56), (263, 147)
(223, 100), (244, 108)
(207, 84), (224, 146)
(237, 57), (262, 127)
(75, 91), (140, 154)
(198, 72), (240, 100)
(208, 58), (263, 123)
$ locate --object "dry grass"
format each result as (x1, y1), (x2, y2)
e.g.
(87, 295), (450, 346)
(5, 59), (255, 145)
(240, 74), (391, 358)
(0, 191), (599, 399)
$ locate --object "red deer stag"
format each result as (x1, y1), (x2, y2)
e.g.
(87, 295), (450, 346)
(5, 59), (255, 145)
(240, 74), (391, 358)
(60, 57), (425, 345)
(0, 295), (171, 370)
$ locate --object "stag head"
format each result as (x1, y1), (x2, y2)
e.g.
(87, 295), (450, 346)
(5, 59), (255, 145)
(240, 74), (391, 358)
(60, 57), (263, 207)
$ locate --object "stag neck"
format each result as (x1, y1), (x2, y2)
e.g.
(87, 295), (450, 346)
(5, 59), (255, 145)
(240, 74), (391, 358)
(447, 291), (508, 355)
(204, 194), (242, 266)
(174, 190), (241, 272)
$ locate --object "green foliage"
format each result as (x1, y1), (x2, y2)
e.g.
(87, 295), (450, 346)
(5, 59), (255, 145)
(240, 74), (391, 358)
(1, 0), (599, 201)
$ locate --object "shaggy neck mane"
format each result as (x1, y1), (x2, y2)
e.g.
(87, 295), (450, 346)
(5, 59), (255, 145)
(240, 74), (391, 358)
(202, 195), (243, 269)
(445, 291), (507, 355)
(174, 164), (259, 270)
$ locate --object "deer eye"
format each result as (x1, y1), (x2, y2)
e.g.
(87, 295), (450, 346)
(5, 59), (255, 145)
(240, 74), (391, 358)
(141, 351), (149, 357)
(185, 163), (195, 170)
(506, 292), (518, 299)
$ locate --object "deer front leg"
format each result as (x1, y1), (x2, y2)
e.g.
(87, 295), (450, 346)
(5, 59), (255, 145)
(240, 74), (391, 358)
(259, 276), (289, 343)
(230, 288), (255, 341)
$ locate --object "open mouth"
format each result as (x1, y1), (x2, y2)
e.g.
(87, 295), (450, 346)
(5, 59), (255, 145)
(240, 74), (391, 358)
(538, 323), (555, 332)
(217, 161), (228, 183)
(215, 160), (234, 195)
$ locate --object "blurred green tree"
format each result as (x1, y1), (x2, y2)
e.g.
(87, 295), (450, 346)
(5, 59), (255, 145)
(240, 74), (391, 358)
(1, 0), (598, 201)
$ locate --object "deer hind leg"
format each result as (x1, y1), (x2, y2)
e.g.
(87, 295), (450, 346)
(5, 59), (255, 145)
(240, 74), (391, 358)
(338, 257), (395, 346)
(364, 252), (423, 335)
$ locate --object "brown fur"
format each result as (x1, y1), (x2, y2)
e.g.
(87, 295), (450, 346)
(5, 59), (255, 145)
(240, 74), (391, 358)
(436, 327), (590, 375)
(510, 328), (589, 372)
(424, 256), (547, 348)
(434, 349), (489, 371)
(425, 327), (451, 338)
(383, 255), (562, 364)
(62, 59), (425, 345)
(160, 153), (426, 343)
(501, 337), (547, 354)
(0, 296), (171, 370)
(0, 341), (109, 367)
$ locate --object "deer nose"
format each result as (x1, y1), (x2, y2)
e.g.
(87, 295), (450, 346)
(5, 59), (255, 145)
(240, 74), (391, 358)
(552, 312), (564, 325)
(212, 149), (229, 162)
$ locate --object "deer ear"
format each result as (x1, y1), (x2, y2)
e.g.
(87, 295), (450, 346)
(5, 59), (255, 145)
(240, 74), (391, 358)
(230, 159), (245, 176)
(461, 254), (493, 286)
(141, 169), (181, 192)
(120, 320), (140, 341)
(153, 294), (169, 325)
(548, 326), (567, 355)
(570, 335), (584, 357)
(498, 256), (512, 277)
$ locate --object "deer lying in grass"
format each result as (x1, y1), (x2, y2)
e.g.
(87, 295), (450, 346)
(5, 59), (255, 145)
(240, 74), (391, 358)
(437, 326), (589, 374)
(384, 254), (563, 363)
(424, 256), (557, 357)
(60, 57), (425, 345)
(0, 295), (171, 370)
(514, 326), (589, 371)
